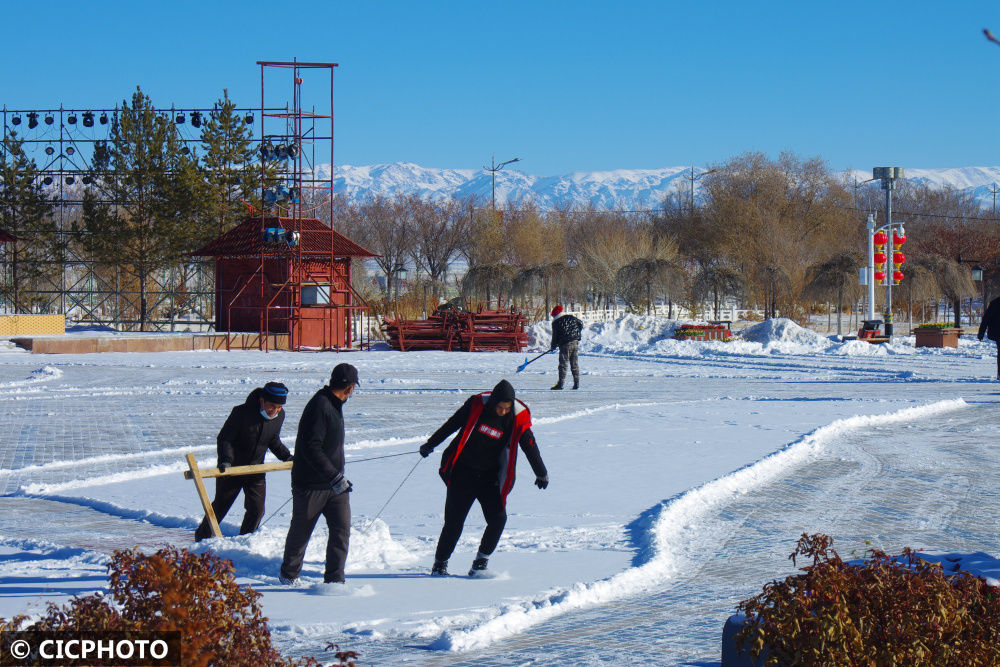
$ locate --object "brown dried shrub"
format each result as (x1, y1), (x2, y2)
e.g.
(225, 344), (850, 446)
(0, 547), (356, 666)
(737, 533), (1000, 666)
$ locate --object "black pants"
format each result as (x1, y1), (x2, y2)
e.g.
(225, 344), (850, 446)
(280, 486), (351, 583)
(195, 475), (266, 541)
(995, 339), (1000, 377)
(558, 341), (580, 386)
(434, 470), (507, 562)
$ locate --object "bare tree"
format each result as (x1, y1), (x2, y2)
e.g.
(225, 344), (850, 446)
(407, 196), (468, 304)
(349, 195), (415, 307)
(693, 263), (746, 321)
(803, 252), (862, 335)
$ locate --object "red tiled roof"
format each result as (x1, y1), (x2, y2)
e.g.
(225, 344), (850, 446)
(189, 216), (378, 258)
(0, 229), (16, 244)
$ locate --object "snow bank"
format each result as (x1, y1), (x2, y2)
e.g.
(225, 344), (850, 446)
(528, 314), (993, 362)
(0, 365), (62, 388)
(434, 398), (968, 652)
(189, 518), (418, 583)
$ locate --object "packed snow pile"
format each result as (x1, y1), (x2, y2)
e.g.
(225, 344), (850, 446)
(529, 313), (1000, 360)
(740, 318), (828, 347)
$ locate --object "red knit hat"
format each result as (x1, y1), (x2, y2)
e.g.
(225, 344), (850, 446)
(551, 305), (563, 318)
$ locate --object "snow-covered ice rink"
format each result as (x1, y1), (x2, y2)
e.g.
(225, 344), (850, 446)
(3, 316), (1000, 665)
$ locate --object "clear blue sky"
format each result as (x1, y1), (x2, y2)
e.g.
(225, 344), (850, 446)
(2, 1), (998, 175)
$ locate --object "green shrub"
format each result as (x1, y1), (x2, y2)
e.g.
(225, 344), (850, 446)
(0, 547), (356, 666)
(736, 534), (1000, 665)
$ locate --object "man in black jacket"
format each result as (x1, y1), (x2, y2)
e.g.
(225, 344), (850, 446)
(978, 296), (1000, 377)
(419, 379), (548, 577)
(279, 363), (358, 585)
(195, 382), (292, 541)
(549, 305), (583, 390)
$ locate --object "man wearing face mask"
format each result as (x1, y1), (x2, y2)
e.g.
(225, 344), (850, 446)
(419, 379), (548, 577)
(195, 381), (292, 541)
(280, 363), (359, 585)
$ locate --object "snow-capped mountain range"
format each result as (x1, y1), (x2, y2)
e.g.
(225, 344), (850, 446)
(317, 162), (1000, 211)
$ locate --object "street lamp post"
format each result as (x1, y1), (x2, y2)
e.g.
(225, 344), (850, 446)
(484, 155), (520, 210)
(687, 166), (717, 215)
(872, 167), (905, 337)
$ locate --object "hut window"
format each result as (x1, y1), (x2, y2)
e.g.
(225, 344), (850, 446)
(302, 284), (330, 305)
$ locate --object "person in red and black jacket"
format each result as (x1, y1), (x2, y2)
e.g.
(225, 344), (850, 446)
(419, 379), (548, 577)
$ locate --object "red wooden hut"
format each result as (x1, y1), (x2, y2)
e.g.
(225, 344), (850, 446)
(190, 216), (377, 351)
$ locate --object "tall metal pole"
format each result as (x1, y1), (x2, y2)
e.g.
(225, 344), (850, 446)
(689, 166), (695, 215)
(885, 182), (894, 337)
(866, 214), (876, 321)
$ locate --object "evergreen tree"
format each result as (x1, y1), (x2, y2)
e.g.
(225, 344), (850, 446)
(200, 89), (260, 236)
(77, 87), (202, 331)
(0, 131), (55, 312)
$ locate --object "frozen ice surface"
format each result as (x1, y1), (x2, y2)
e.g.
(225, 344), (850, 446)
(1, 319), (999, 664)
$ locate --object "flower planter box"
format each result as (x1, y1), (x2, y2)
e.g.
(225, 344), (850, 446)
(673, 324), (732, 341)
(913, 327), (962, 348)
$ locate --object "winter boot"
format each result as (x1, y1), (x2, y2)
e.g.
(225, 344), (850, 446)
(278, 571), (298, 586)
(431, 559), (449, 576)
(550, 383), (563, 390)
(572, 379), (579, 390)
(469, 556), (489, 576)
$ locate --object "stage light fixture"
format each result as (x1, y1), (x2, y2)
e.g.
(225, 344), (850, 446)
(44, 115), (54, 125)
(82, 175), (92, 185)
(27, 113), (38, 129)
(67, 114), (77, 124)
(99, 112), (108, 125)
(65, 176), (75, 185)
(181, 146), (190, 155)
(190, 111), (202, 128)
(42, 176), (52, 185)
(11, 115), (20, 126)
(287, 144), (299, 159)
(244, 113), (253, 124)
(176, 112), (185, 124)
(66, 146), (75, 155)
(45, 146), (54, 155)
(82, 112), (94, 127)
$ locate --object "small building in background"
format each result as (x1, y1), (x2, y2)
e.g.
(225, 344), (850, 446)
(190, 216), (378, 350)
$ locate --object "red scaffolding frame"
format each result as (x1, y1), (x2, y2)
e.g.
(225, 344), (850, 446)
(217, 59), (371, 351)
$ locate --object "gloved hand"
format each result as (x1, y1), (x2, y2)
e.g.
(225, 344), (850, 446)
(419, 442), (435, 458)
(218, 462), (230, 473)
(330, 472), (353, 495)
(285, 455), (294, 463)
(535, 475), (548, 490)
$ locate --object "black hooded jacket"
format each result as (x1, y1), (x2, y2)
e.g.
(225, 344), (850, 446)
(550, 314), (583, 348)
(291, 386), (348, 490)
(217, 388), (291, 469)
(425, 380), (547, 479)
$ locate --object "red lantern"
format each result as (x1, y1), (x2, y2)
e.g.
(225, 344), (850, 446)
(874, 231), (889, 248)
(874, 251), (887, 266)
(893, 252), (906, 264)
(893, 270), (904, 284)
(892, 232), (907, 249)
(874, 270), (886, 283)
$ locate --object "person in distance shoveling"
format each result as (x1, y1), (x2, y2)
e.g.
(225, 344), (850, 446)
(419, 379), (549, 577)
(549, 305), (583, 390)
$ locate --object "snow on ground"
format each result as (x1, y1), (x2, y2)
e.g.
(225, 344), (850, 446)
(2, 316), (1000, 664)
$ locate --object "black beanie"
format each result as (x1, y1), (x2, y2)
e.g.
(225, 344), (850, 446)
(490, 379), (515, 403)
